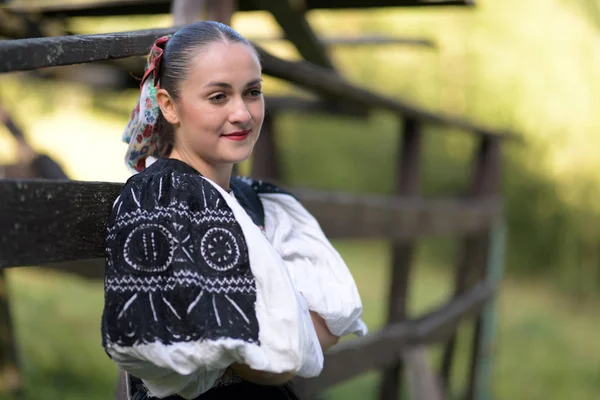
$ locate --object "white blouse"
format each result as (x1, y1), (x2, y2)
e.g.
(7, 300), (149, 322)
(101, 159), (367, 399)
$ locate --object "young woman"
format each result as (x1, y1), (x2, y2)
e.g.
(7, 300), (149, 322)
(101, 21), (367, 400)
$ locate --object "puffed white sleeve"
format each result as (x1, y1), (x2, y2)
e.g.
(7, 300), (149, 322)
(102, 171), (323, 399)
(258, 189), (368, 338)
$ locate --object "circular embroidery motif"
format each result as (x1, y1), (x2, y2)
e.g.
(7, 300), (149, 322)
(200, 227), (240, 271)
(124, 224), (174, 273)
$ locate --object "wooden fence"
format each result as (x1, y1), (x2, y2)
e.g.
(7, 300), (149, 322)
(0, 8), (514, 400)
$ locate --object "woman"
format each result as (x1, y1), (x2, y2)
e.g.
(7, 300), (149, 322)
(102, 21), (367, 400)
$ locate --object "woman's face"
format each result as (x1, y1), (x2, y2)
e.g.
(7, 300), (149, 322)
(166, 41), (264, 167)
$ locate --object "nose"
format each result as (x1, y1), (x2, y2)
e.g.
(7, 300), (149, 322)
(229, 97), (252, 125)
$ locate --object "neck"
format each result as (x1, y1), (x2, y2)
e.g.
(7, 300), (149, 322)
(169, 148), (233, 191)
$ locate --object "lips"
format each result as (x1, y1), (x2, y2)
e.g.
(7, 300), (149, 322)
(222, 129), (250, 141)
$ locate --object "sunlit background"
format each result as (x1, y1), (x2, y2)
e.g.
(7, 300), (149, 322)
(2, 0), (600, 399)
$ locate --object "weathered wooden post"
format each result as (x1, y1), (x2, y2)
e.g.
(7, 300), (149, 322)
(0, 270), (23, 399)
(170, 0), (205, 25)
(206, 0), (237, 25)
(250, 112), (280, 182)
(379, 117), (422, 400)
(0, 108), (42, 400)
(473, 216), (506, 400)
(440, 135), (502, 399)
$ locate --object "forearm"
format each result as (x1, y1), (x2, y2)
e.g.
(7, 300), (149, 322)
(229, 311), (338, 386)
(229, 363), (294, 386)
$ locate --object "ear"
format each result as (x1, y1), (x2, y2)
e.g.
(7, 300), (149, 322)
(156, 88), (179, 125)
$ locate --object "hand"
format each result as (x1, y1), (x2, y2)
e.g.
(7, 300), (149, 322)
(310, 311), (339, 352)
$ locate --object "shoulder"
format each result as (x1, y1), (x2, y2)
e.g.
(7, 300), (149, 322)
(106, 161), (249, 276)
(123, 157), (202, 192)
(108, 160), (241, 252)
(116, 158), (221, 213)
(229, 177), (297, 227)
(231, 176), (293, 197)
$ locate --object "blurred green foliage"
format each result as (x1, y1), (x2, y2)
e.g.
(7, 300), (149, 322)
(2, 2), (600, 398)
(2, 1), (600, 295)
(273, 0), (600, 297)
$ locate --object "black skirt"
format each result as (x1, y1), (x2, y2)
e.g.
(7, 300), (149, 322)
(126, 373), (301, 400)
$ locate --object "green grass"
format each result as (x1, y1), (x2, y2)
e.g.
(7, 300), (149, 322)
(3, 241), (600, 399)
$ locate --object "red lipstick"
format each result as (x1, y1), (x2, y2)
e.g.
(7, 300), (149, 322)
(222, 129), (250, 141)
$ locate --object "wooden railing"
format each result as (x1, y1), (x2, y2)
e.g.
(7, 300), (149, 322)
(0, 10), (513, 400)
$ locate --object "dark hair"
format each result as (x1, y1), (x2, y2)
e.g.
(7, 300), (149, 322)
(155, 21), (259, 156)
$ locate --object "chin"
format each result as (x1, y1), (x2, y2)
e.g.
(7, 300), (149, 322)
(223, 147), (254, 164)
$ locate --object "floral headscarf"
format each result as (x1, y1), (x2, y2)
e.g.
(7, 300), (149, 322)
(122, 35), (172, 173)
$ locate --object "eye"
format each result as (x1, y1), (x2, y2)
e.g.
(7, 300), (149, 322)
(246, 88), (263, 98)
(209, 93), (227, 103)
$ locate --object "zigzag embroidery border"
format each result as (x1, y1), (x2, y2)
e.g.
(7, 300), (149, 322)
(106, 271), (256, 294)
(109, 205), (237, 234)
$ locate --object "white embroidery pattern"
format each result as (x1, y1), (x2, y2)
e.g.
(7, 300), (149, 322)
(103, 170), (259, 347)
(200, 227), (240, 271)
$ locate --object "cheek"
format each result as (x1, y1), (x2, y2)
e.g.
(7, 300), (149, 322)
(181, 101), (220, 131)
(248, 101), (265, 126)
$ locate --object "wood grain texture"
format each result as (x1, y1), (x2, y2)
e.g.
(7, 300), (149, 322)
(0, 28), (178, 73)
(0, 179), (121, 268)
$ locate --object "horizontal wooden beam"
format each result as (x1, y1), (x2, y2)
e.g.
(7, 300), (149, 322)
(294, 280), (493, 397)
(0, 179), (121, 269)
(256, 47), (518, 140)
(0, 28), (178, 73)
(0, 179), (501, 269)
(4, 0), (474, 18)
(264, 96), (368, 116)
(250, 35), (436, 48)
(0, 28), (518, 140)
(3, 0), (170, 17)
(294, 188), (501, 241)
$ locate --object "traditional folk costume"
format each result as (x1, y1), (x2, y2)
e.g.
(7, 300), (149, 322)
(101, 35), (366, 400)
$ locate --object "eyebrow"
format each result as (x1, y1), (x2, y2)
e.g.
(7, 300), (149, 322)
(204, 79), (263, 89)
